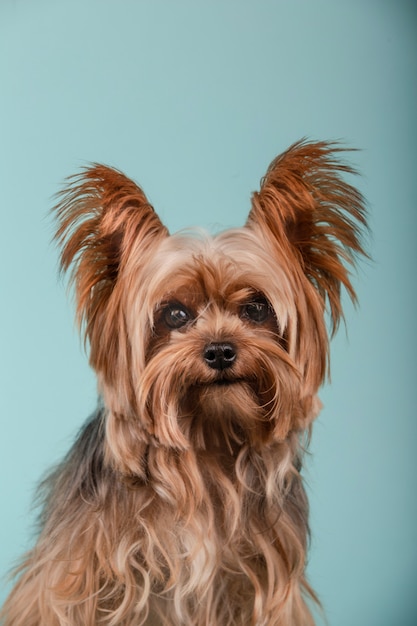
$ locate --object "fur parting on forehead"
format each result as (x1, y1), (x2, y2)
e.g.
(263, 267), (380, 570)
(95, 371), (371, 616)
(126, 227), (297, 326)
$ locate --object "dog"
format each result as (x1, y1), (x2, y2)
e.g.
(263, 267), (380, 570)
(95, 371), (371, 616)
(1, 139), (367, 625)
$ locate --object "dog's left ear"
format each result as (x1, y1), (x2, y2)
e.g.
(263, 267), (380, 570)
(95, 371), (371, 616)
(247, 139), (368, 332)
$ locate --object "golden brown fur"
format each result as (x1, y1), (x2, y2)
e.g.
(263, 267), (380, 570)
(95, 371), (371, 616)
(1, 140), (367, 625)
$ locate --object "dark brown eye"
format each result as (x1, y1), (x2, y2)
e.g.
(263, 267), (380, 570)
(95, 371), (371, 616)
(162, 303), (192, 329)
(240, 296), (271, 324)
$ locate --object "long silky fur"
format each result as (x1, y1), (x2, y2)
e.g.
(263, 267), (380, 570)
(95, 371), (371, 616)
(3, 410), (314, 626)
(1, 139), (367, 626)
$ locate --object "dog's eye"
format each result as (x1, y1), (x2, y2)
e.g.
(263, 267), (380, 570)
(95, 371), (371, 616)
(240, 297), (271, 324)
(162, 304), (192, 329)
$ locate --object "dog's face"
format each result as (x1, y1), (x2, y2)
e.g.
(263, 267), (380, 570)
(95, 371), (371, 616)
(128, 229), (305, 452)
(55, 140), (366, 475)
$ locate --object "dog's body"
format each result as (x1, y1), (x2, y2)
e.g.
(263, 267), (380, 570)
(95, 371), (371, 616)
(2, 140), (367, 625)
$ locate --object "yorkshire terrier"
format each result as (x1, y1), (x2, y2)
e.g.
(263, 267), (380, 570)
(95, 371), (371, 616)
(2, 140), (367, 625)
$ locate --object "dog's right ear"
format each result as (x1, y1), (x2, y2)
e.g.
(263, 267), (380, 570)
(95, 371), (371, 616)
(54, 164), (167, 379)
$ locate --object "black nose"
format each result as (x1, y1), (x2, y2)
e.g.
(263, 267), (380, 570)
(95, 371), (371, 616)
(203, 342), (237, 371)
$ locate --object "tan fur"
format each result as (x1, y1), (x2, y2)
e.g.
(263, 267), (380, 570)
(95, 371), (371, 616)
(1, 140), (367, 625)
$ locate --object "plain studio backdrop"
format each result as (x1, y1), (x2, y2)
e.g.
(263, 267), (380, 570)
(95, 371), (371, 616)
(0, 1), (415, 624)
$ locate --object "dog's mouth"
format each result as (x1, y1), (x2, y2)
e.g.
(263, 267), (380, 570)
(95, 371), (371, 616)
(198, 374), (250, 388)
(211, 377), (244, 386)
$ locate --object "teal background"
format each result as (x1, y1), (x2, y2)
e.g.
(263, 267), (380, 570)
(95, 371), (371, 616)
(1, 1), (416, 624)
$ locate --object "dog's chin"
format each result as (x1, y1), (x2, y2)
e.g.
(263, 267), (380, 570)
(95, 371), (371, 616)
(190, 378), (267, 437)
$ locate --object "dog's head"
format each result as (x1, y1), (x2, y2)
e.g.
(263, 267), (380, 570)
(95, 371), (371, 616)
(55, 140), (367, 475)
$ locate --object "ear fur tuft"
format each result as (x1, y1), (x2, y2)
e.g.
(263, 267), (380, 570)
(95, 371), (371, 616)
(53, 165), (167, 383)
(248, 139), (368, 332)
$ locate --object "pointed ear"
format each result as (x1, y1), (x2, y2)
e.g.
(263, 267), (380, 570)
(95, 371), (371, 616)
(54, 163), (168, 351)
(247, 139), (368, 331)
